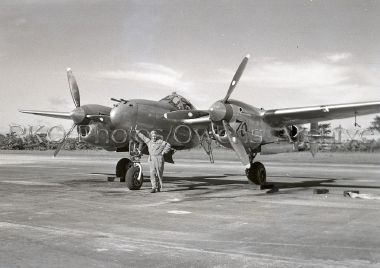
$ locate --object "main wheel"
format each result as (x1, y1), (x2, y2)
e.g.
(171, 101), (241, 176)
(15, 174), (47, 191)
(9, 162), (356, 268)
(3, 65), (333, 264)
(246, 162), (266, 185)
(116, 158), (132, 182)
(125, 165), (144, 190)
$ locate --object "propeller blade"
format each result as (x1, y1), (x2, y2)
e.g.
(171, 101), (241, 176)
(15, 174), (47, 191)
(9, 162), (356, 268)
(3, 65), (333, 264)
(222, 120), (250, 168)
(53, 123), (76, 157)
(67, 68), (80, 107)
(222, 54), (250, 103)
(164, 110), (209, 120)
(19, 110), (72, 119)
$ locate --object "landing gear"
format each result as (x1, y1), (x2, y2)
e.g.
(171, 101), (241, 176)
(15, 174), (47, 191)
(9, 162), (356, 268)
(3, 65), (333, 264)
(125, 164), (144, 190)
(115, 158), (144, 190)
(115, 140), (145, 190)
(245, 162), (266, 185)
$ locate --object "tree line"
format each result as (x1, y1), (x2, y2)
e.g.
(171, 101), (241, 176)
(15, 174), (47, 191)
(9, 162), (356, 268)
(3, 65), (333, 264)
(1, 116), (380, 152)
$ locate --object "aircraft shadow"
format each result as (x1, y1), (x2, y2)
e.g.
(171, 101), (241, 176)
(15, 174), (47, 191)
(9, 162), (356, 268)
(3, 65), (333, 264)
(271, 179), (380, 190)
(164, 174), (380, 193)
(90, 172), (115, 176)
(88, 173), (380, 193)
(161, 175), (248, 193)
(268, 175), (380, 190)
(89, 173), (240, 187)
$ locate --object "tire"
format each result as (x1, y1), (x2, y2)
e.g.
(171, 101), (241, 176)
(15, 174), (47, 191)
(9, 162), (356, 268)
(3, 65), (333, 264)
(116, 158), (131, 182)
(246, 162), (266, 185)
(126, 165), (144, 190)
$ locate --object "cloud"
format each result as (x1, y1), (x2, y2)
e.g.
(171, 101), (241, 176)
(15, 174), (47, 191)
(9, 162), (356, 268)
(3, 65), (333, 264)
(48, 97), (70, 107)
(14, 18), (27, 27)
(99, 63), (193, 91)
(243, 60), (350, 89)
(325, 52), (352, 63)
(214, 55), (365, 91)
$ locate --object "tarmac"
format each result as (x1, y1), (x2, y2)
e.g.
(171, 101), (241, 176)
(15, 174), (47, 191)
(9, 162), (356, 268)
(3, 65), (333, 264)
(0, 149), (380, 268)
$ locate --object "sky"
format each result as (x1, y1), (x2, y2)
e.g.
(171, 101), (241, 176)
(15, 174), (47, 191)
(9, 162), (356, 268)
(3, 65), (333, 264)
(1, 0), (380, 134)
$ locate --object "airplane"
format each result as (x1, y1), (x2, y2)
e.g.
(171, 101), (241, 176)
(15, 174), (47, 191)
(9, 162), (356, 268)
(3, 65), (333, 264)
(21, 56), (380, 191)
(20, 69), (213, 190)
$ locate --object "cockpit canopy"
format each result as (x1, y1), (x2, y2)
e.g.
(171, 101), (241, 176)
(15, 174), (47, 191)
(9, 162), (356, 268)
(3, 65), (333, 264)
(159, 92), (196, 111)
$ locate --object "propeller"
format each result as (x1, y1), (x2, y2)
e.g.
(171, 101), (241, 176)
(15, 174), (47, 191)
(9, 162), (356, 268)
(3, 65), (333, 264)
(222, 54), (249, 103)
(222, 120), (250, 168)
(211, 55), (251, 167)
(53, 123), (77, 157)
(165, 55), (252, 167)
(52, 69), (84, 157)
(67, 68), (80, 107)
(20, 68), (107, 157)
(20, 68), (86, 124)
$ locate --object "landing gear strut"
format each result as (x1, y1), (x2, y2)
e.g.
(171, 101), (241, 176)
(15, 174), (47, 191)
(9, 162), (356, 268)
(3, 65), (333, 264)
(115, 141), (144, 190)
(245, 152), (266, 185)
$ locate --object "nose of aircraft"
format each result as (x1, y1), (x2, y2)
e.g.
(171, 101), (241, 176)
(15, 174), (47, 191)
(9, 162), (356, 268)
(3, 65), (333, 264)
(110, 102), (137, 129)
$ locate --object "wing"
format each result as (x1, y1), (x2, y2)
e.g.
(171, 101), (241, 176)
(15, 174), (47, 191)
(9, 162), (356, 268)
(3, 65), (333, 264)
(19, 110), (72, 119)
(263, 101), (380, 127)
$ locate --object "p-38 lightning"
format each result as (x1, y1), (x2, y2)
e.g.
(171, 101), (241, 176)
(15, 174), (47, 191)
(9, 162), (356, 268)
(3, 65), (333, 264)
(21, 56), (380, 190)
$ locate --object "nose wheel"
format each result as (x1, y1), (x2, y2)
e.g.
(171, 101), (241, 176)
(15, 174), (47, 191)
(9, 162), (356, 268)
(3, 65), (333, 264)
(245, 162), (266, 185)
(125, 163), (144, 190)
(115, 158), (144, 190)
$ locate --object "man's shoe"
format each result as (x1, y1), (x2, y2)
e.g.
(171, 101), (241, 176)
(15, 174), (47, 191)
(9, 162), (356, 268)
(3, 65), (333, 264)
(150, 189), (157, 193)
(157, 187), (161, 192)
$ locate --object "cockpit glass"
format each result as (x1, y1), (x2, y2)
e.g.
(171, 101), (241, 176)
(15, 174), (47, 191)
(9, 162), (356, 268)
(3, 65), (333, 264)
(159, 92), (195, 110)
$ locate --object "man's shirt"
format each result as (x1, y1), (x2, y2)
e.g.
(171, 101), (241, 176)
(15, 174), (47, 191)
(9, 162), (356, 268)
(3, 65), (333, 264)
(137, 132), (171, 157)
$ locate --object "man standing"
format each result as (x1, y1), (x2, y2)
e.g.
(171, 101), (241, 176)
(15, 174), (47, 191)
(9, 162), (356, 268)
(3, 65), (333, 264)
(136, 129), (171, 193)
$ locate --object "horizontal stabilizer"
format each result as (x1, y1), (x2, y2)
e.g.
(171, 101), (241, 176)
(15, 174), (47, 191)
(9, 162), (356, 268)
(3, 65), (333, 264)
(19, 110), (72, 120)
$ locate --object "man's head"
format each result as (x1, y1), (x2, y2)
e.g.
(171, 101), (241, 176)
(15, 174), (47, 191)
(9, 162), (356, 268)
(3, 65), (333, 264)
(150, 130), (158, 141)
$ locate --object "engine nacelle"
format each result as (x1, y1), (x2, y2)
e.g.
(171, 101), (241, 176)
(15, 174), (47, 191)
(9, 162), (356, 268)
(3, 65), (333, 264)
(288, 125), (299, 140)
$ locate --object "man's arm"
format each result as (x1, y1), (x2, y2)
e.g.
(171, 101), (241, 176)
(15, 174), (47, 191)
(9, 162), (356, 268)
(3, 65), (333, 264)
(161, 141), (171, 155)
(136, 130), (150, 144)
